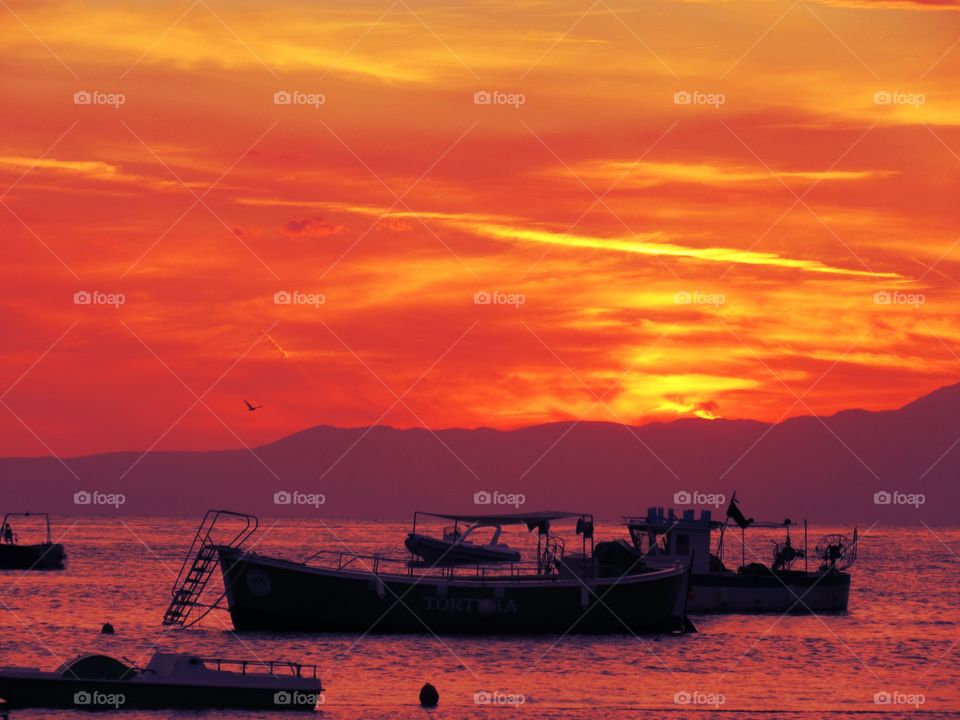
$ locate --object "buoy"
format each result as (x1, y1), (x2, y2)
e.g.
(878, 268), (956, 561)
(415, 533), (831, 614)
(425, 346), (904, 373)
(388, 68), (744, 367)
(419, 683), (439, 707)
(101, 623), (115, 635)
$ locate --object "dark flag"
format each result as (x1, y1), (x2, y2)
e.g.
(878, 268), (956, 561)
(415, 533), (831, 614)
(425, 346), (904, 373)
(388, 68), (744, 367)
(726, 493), (753, 529)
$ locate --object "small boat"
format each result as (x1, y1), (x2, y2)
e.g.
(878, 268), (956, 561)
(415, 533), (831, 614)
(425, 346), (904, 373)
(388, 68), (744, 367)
(0, 652), (322, 711)
(404, 512), (522, 565)
(625, 493), (857, 613)
(0, 513), (65, 570)
(163, 509), (694, 634)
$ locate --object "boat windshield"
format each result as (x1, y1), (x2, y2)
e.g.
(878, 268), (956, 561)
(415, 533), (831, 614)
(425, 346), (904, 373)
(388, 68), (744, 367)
(445, 523), (505, 546)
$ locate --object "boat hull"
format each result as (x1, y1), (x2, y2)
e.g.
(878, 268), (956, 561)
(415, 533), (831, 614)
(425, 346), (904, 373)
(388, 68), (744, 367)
(0, 543), (65, 570)
(0, 677), (319, 711)
(218, 548), (690, 634)
(687, 570), (850, 612)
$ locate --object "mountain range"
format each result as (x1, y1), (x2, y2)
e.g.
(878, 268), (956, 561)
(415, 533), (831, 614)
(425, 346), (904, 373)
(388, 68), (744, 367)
(2, 383), (958, 523)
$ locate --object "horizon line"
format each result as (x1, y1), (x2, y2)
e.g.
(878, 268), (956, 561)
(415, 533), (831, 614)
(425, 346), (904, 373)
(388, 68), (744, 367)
(2, 381), (953, 462)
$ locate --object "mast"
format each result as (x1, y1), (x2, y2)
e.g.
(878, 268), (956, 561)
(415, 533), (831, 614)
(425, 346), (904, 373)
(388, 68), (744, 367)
(740, 527), (747, 567)
(717, 523), (726, 565)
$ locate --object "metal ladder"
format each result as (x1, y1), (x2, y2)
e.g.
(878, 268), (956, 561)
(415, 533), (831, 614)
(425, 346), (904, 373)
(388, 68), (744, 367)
(162, 510), (259, 627)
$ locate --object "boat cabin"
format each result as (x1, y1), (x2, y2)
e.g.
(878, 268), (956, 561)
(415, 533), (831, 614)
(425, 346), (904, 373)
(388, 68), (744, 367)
(624, 507), (719, 574)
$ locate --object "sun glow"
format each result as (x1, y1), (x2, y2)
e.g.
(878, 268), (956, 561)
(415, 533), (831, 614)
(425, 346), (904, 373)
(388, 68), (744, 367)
(0, 0), (957, 455)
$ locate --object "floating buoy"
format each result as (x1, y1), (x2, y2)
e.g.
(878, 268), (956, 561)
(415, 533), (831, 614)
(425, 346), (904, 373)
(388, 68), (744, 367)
(101, 623), (115, 635)
(419, 682), (439, 707)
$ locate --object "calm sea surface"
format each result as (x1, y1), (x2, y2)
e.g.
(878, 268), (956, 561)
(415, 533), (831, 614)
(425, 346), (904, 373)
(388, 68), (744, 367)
(0, 517), (957, 719)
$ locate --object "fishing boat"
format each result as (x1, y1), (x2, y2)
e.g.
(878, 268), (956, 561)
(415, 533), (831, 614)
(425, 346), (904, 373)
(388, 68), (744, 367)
(0, 513), (65, 570)
(163, 509), (694, 634)
(624, 493), (857, 613)
(405, 512), (522, 565)
(0, 652), (322, 711)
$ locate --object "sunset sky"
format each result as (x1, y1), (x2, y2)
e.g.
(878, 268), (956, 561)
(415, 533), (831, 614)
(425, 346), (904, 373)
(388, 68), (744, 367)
(1, 0), (959, 457)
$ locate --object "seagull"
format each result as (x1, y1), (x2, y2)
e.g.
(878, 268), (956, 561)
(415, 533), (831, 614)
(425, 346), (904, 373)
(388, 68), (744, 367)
(244, 400), (263, 412)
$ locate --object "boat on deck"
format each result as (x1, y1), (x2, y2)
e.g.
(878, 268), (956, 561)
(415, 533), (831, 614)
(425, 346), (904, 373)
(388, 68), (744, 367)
(405, 512), (522, 565)
(163, 509), (694, 635)
(0, 652), (322, 711)
(625, 493), (857, 613)
(0, 513), (65, 570)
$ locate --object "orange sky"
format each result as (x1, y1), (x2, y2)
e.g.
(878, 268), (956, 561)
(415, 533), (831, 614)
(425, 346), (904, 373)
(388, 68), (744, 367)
(1, 0), (959, 456)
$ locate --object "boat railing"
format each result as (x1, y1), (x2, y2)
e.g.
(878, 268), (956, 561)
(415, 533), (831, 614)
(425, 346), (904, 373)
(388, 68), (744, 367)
(199, 657), (319, 679)
(163, 511), (260, 627)
(301, 549), (552, 580)
(170, 510), (259, 597)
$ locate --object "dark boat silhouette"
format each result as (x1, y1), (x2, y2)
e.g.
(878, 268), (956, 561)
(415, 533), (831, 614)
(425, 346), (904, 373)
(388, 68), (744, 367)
(0, 513), (65, 570)
(0, 652), (322, 711)
(625, 493), (857, 613)
(164, 510), (694, 634)
(405, 512), (522, 565)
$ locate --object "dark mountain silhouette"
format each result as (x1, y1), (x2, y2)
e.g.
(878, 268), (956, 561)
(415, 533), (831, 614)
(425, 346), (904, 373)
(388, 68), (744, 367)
(1, 384), (958, 522)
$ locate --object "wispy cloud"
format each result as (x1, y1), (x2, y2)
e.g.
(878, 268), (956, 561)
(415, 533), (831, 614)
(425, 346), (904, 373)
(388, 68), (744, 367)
(0, 155), (186, 191)
(242, 197), (902, 279)
(813, 0), (959, 9)
(0, 156), (122, 181)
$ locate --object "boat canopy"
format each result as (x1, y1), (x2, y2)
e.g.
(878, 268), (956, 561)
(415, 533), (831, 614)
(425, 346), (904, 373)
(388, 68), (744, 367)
(414, 510), (591, 526)
(1, 512), (53, 544)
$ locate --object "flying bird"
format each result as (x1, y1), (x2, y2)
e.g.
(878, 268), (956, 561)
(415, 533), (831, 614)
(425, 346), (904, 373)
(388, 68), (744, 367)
(244, 400), (262, 412)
